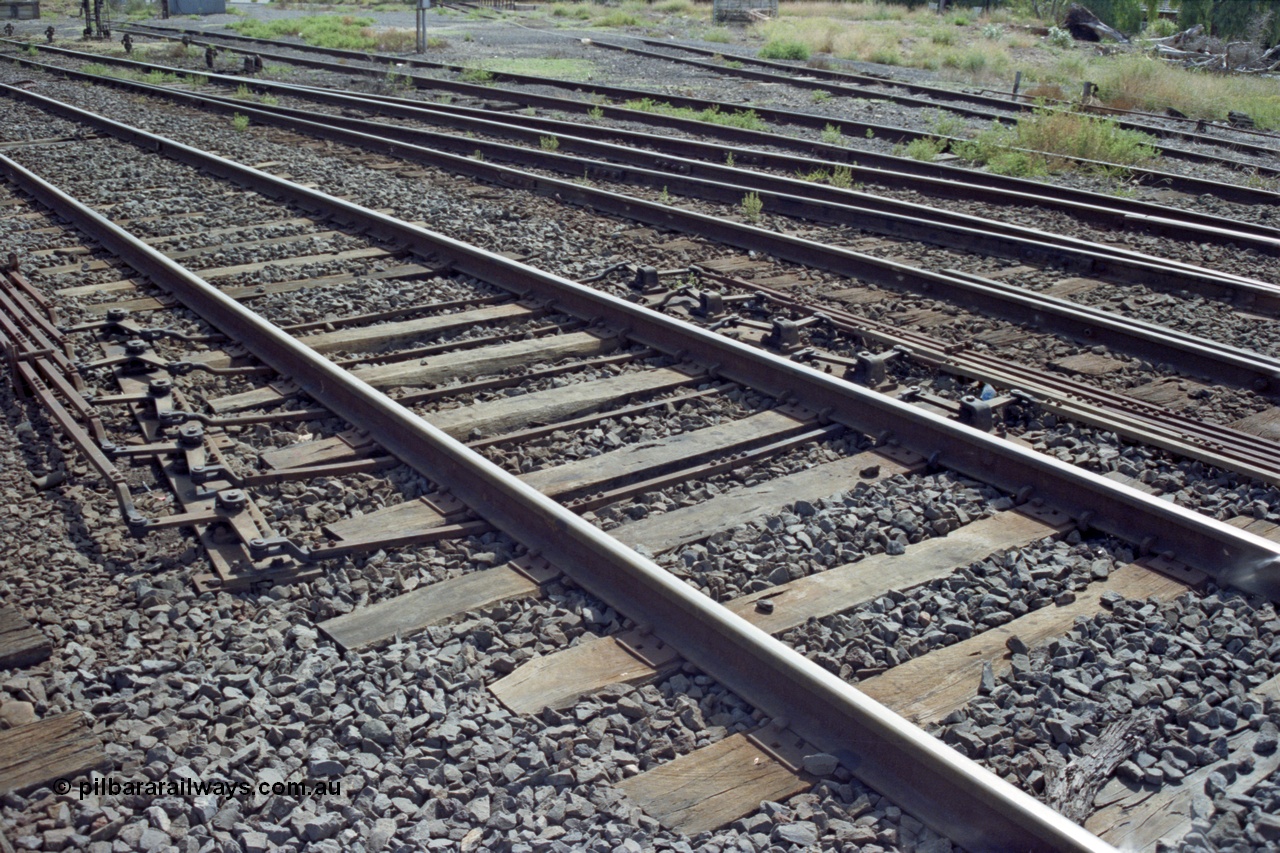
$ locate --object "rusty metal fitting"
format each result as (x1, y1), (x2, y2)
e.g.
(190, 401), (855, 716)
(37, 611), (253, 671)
(178, 423), (204, 448)
(216, 489), (248, 512)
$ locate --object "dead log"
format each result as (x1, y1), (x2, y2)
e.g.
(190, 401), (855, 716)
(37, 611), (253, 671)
(1043, 712), (1155, 824)
(1062, 4), (1130, 43)
(1170, 23), (1205, 48)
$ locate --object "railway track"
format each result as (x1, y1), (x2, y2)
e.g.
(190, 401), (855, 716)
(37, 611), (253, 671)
(80, 23), (1280, 202)
(3, 21), (1280, 853)
(119, 20), (1280, 175)
(7, 54), (1280, 407)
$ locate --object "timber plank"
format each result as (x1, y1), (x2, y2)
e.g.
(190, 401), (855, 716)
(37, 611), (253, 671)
(1126, 378), (1210, 408)
(266, 367), (696, 472)
(612, 447), (923, 555)
(1043, 276), (1103, 299)
(58, 279), (143, 298)
(0, 713), (108, 795)
(209, 331), (617, 412)
(352, 331), (618, 390)
(319, 565), (538, 652)
(189, 303), (533, 369)
(1229, 406), (1280, 442)
(1050, 353), (1130, 376)
(162, 229), (345, 261)
(219, 264), (433, 300)
(323, 496), (449, 543)
(725, 509), (1070, 635)
(193, 246), (391, 279)
(0, 607), (51, 669)
(491, 634), (678, 713)
(144, 216), (315, 246)
(616, 734), (809, 836)
(72, 263), (431, 309)
(297, 303), (532, 355)
(857, 562), (1189, 725)
(698, 256), (763, 274)
(520, 409), (809, 496)
(35, 258), (111, 274)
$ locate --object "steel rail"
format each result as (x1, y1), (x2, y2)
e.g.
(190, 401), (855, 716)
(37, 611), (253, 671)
(589, 36), (1280, 160)
(718, 272), (1280, 487)
(22, 54), (1270, 305)
(5, 84), (1280, 583)
(12, 40), (1280, 232)
(635, 35), (1045, 113)
(591, 38), (1020, 121)
(0, 111), (1117, 853)
(111, 24), (1280, 193)
(10, 81), (1279, 398)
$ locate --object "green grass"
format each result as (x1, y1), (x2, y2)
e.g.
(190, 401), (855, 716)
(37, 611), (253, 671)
(929, 27), (957, 46)
(624, 98), (767, 131)
(740, 191), (763, 223)
(228, 15), (414, 52)
(80, 63), (181, 86)
(1091, 54), (1280, 131)
(759, 38), (810, 60)
(595, 10), (640, 27)
(953, 108), (1160, 177)
(897, 137), (945, 161)
(232, 113), (249, 132)
(655, 0), (693, 13)
(472, 57), (594, 81)
(828, 165), (853, 189)
(550, 2), (591, 19)
(460, 67), (494, 84)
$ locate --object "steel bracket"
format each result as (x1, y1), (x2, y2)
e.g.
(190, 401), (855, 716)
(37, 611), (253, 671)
(630, 265), (664, 295)
(763, 318), (802, 352)
(846, 345), (908, 388)
(694, 290), (725, 318)
(958, 393), (1019, 432)
(1142, 553), (1208, 587)
(510, 553), (560, 584)
(613, 627), (682, 670)
(745, 721), (821, 776)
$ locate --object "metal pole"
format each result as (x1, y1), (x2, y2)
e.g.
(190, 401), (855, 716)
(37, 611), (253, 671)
(416, 0), (427, 53)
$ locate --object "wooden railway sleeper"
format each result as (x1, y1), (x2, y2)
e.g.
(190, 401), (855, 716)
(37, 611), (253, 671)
(63, 307), (225, 344)
(13, 359), (139, 518)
